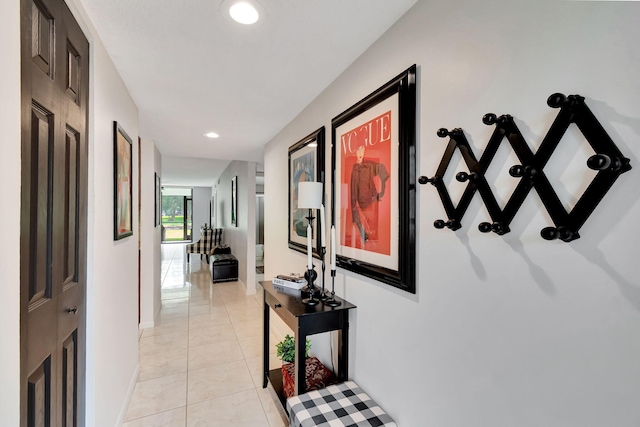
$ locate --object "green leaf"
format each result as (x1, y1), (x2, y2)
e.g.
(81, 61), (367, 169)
(275, 334), (311, 363)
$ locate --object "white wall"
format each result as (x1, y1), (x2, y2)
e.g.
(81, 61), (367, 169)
(0, 0), (22, 424)
(65, 1), (140, 425)
(217, 161), (257, 292)
(140, 139), (162, 328)
(264, 0), (640, 425)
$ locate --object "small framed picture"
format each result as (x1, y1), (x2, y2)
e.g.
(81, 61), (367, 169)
(231, 176), (237, 227)
(114, 121), (133, 240)
(155, 172), (161, 227)
(288, 127), (325, 257)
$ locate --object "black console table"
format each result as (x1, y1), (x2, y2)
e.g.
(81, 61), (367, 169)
(261, 281), (356, 407)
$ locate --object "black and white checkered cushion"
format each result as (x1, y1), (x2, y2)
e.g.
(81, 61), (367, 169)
(186, 228), (214, 255)
(286, 381), (397, 427)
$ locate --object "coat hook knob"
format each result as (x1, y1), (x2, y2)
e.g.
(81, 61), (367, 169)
(509, 165), (537, 178)
(446, 219), (460, 229)
(437, 128), (449, 138)
(482, 114), (509, 127)
(540, 226), (574, 241)
(547, 93), (567, 108)
(587, 154), (621, 171)
(478, 222), (492, 233)
(418, 176), (440, 185)
(455, 171), (479, 182)
(491, 222), (505, 234)
(482, 113), (497, 126)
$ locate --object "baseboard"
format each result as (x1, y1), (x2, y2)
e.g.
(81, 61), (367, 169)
(138, 320), (154, 329)
(116, 363), (139, 426)
(243, 278), (257, 296)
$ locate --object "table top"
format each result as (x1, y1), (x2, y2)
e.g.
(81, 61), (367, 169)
(260, 281), (356, 318)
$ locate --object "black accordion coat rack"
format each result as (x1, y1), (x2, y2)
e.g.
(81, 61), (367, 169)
(419, 93), (632, 242)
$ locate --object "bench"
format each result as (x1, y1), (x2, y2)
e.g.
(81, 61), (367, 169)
(286, 381), (396, 427)
(210, 253), (238, 283)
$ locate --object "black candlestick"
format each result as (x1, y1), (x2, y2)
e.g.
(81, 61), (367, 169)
(324, 269), (341, 307)
(302, 267), (319, 306)
(319, 247), (328, 301)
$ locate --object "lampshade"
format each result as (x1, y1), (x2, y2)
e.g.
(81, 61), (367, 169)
(298, 181), (323, 209)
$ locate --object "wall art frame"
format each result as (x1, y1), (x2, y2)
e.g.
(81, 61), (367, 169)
(231, 176), (237, 227)
(331, 64), (416, 293)
(210, 195), (215, 227)
(114, 121), (133, 240)
(288, 127), (325, 258)
(155, 172), (161, 227)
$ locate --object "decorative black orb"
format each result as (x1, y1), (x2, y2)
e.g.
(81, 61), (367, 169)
(437, 128), (449, 138)
(478, 222), (492, 233)
(495, 115), (508, 127)
(418, 176), (429, 185)
(446, 219), (460, 229)
(509, 165), (524, 177)
(456, 172), (469, 182)
(492, 222), (504, 233)
(557, 226), (574, 241)
(547, 93), (566, 108)
(434, 219), (445, 229)
(540, 227), (559, 240)
(482, 113), (497, 125)
(587, 154), (612, 171)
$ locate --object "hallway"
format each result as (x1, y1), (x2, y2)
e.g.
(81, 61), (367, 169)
(123, 244), (286, 426)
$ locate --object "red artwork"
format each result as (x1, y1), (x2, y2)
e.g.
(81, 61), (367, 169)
(340, 110), (392, 255)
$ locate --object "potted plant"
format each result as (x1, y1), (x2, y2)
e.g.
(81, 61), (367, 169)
(276, 334), (332, 398)
(276, 334), (310, 364)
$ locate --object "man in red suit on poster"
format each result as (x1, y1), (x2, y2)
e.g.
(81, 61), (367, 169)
(350, 144), (389, 248)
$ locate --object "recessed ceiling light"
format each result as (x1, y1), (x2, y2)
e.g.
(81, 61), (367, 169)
(229, 2), (259, 25)
(204, 132), (220, 138)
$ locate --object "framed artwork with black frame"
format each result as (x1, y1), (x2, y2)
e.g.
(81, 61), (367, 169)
(155, 172), (161, 227)
(288, 127), (325, 258)
(114, 121), (133, 240)
(211, 194), (216, 227)
(331, 65), (417, 293)
(231, 176), (237, 227)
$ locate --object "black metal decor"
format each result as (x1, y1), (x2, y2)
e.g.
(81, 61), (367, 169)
(419, 93), (631, 242)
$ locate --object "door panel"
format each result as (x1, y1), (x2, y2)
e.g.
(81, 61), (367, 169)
(21, 0), (89, 424)
(61, 332), (77, 427)
(27, 358), (51, 427)
(31, 0), (54, 78)
(63, 127), (78, 286)
(28, 104), (53, 305)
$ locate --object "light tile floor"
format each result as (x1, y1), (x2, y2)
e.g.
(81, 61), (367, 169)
(124, 244), (287, 427)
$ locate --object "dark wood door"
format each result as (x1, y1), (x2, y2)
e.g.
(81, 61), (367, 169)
(20, 0), (89, 425)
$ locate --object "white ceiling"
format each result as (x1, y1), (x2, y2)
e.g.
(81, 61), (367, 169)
(79, 0), (417, 186)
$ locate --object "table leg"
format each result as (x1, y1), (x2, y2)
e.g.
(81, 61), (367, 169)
(337, 311), (349, 381)
(262, 292), (269, 388)
(296, 328), (307, 395)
